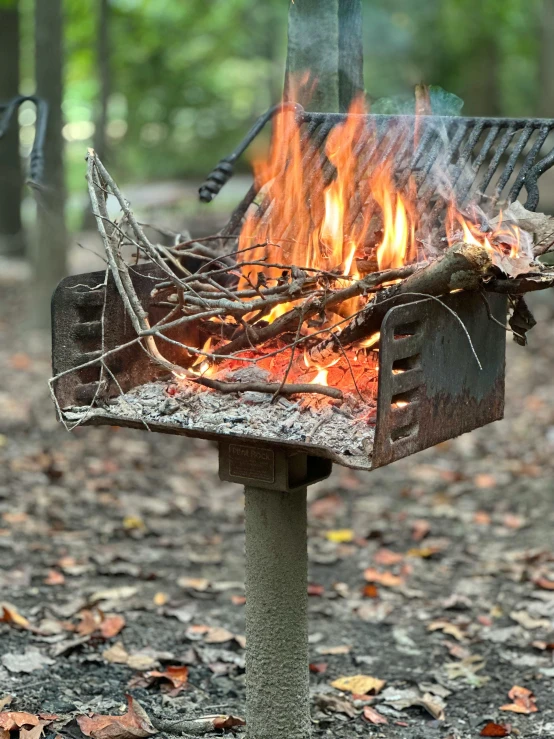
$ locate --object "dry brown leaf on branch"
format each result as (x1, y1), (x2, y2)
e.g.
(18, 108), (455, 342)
(500, 685), (538, 714)
(77, 696), (156, 739)
(330, 674), (386, 695)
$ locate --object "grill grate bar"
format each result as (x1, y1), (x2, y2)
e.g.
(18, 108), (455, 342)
(508, 125), (552, 205)
(457, 125), (500, 206)
(416, 121), (469, 218)
(493, 122), (535, 202)
(476, 124), (516, 198)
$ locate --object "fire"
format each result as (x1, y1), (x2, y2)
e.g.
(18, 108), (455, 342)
(448, 206), (527, 259)
(175, 87), (533, 402)
(304, 349), (339, 387)
(373, 166), (416, 270)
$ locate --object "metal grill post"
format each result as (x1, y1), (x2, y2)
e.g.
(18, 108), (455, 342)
(218, 442), (332, 739)
(244, 485), (310, 739)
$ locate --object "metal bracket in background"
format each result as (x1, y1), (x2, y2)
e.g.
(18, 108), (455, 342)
(198, 102), (303, 203)
(0, 94), (49, 183)
(218, 440), (332, 492)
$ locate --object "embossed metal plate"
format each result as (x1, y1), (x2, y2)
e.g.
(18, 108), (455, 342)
(228, 445), (275, 483)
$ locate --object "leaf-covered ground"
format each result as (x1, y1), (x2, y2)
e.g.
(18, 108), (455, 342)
(1, 270), (554, 739)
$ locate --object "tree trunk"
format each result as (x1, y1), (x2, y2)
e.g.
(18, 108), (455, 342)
(285, 0), (364, 112)
(32, 0), (67, 328)
(0, 1), (25, 257)
(540, 0), (554, 117)
(83, 0), (110, 229)
(94, 0), (110, 164)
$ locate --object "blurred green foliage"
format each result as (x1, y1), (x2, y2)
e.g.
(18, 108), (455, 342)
(13, 0), (549, 191)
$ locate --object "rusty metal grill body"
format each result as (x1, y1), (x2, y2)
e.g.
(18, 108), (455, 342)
(51, 264), (507, 471)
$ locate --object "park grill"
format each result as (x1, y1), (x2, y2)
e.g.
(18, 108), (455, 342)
(52, 104), (554, 470)
(51, 100), (554, 739)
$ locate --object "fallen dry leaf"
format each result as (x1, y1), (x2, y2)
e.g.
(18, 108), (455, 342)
(77, 695), (156, 739)
(2, 649), (54, 674)
(500, 685), (538, 714)
(411, 519), (431, 541)
(314, 694), (357, 718)
(309, 663), (328, 674)
(373, 548), (403, 566)
(381, 686), (445, 720)
(77, 609), (103, 636)
(212, 715), (245, 729)
(532, 640), (554, 650)
(317, 645), (352, 656)
(129, 666), (189, 696)
(102, 642), (129, 665)
(361, 584), (379, 598)
(0, 603), (30, 629)
(362, 706), (388, 725)
(100, 615), (126, 639)
(20, 721), (48, 739)
(363, 568), (404, 588)
(510, 610), (550, 631)
(177, 577), (210, 592)
(428, 620), (466, 641)
(325, 529), (354, 543)
(445, 654), (489, 687)
(307, 583), (325, 596)
(480, 722), (511, 737)
(0, 698), (12, 712)
(534, 576), (554, 591)
(44, 570), (65, 586)
(0, 713), (40, 731)
(330, 674), (385, 695)
(204, 626), (235, 644)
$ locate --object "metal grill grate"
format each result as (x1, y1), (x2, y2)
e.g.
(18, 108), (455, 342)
(199, 107), (554, 232)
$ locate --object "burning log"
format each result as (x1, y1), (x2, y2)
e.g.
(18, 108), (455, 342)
(309, 242), (493, 363)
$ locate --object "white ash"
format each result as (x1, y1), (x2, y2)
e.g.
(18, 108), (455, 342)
(63, 378), (375, 468)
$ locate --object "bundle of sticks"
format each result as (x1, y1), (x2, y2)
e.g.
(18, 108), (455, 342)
(86, 150), (554, 403)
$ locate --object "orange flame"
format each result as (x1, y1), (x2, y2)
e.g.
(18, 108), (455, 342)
(175, 86), (533, 401)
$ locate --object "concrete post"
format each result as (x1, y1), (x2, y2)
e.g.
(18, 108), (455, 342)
(244, 485), (311, 739)
(285, 0), (364, 112)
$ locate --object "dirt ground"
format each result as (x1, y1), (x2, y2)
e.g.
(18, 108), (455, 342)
(1, 266), (554, 739)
